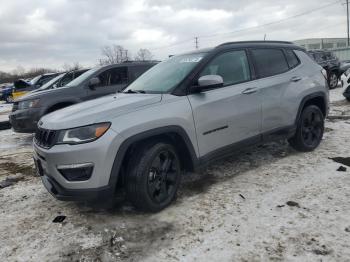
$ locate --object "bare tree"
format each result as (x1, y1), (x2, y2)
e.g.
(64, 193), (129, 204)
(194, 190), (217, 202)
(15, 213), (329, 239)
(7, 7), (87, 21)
(11, 66), (25, 77)
(134, 48), (154, 61)
(0, 67), (59, 84)
(99, 45), (130, 65)
(62, 62), (82, 71)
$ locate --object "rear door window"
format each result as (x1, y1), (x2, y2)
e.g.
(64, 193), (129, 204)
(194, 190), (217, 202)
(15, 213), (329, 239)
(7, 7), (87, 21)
(285, 49), (300, 69)
(251, 49), (289, 78)
(97, 67), (128, 87)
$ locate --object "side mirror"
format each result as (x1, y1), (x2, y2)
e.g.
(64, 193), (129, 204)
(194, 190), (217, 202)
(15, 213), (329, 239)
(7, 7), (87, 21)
(191, 75), (224, 93)
(88, 77), (101, 89)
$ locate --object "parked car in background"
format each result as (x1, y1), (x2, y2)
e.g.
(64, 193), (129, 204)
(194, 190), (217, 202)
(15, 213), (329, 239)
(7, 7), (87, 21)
(342, 68), (350, 101)
(340, 60), (350, 75)
(343, 85), (350, 101)
(0, 84), (14, 103)
(33, 41), (328, 212)
(341, 67), (350, 87)
(12, 73), (60, 100)
(33, 69), (89, 93)
(10, 62), (157, 133)
(308, 50), (341, 89)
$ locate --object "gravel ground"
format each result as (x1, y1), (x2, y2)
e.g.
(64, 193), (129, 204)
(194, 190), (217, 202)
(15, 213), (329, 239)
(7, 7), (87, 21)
(0, 88), (350, 262)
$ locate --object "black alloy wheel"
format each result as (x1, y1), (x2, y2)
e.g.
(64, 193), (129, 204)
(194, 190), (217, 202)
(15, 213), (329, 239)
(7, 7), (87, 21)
(301, 108), (323, 148)
(147, 150), (179, 204)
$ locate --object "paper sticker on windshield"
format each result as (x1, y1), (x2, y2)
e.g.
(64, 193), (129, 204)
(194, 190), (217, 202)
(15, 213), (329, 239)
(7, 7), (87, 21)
(179, 57), (203, 63)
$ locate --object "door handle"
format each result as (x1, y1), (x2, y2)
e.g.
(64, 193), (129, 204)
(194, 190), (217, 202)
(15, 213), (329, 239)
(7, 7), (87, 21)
(290, 76), (302, 82)
(242, 87), (258, 95)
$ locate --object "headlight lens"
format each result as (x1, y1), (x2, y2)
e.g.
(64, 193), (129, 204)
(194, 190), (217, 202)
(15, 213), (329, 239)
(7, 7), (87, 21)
(18, 99), (40, 110)
(56, 122), (111, 145)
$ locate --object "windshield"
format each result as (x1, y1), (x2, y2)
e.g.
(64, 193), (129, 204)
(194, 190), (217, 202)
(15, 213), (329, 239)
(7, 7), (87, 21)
(29, 75), (41, 85)
(124, 53), (207, 93)
(66, 67), (100, 87)
(37, 73), (65, 91)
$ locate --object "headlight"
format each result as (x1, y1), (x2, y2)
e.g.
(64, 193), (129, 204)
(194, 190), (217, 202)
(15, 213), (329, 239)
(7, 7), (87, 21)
(56, 122), (111, 145)
(18, 99), (40, 110)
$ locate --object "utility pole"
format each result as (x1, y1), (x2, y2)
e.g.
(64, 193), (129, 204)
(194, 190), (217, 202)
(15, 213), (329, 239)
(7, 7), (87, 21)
(195, 37), (199, 49)
(347, 0), (350, 46)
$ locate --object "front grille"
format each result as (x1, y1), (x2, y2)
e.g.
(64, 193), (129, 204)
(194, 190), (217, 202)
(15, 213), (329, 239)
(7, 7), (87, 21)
(35, 128), (57, 149)
(12, 102), (18, 112)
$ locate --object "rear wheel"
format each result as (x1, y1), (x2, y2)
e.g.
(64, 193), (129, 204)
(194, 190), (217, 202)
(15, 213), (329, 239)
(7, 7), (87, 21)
(328, 72), (338, 89)
(346, 97), (350, 102)
(289, 105), (324, 152)
(126, 141), (181, 212)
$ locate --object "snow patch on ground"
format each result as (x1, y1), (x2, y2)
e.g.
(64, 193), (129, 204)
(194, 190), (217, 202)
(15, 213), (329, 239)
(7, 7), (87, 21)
(0, 89), (350, 261)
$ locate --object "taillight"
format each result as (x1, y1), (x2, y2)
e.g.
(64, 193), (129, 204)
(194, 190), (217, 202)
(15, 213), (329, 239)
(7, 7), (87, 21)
(321, 69), (328, 80)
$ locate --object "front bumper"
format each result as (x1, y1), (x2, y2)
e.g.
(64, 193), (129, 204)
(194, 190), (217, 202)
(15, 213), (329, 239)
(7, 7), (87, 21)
(9, 107), (44, 133)
(33, 128), (123, 201)
(40, 174), (113, 201)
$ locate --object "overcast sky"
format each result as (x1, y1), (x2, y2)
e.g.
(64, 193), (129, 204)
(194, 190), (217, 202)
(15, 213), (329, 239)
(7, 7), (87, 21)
(0, 0), (347, 72)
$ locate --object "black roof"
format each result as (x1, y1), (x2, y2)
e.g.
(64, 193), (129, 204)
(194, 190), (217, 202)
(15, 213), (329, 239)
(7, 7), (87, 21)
(100, 61), (159, 70)
(215, 40), (304, 51)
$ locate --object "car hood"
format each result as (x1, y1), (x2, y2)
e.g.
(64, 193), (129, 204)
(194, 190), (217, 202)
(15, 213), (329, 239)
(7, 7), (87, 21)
(40, 93), (162, 130)
(15, 87), (70, 102)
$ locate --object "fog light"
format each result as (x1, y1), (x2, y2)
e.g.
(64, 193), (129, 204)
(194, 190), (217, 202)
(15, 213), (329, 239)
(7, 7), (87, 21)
(57, 163), (94, 181)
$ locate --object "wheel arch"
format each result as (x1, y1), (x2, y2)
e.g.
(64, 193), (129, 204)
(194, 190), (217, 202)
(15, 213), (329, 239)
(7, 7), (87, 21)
(295, 92), (327, 125)
(108, 125), (199, 191)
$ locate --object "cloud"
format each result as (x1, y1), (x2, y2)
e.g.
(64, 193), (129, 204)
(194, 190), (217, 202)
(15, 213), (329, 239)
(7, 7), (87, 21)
(0, 0), (346, 71)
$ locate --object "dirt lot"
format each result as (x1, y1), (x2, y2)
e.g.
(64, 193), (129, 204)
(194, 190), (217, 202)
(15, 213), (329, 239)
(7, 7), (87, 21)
(1, 88), (350, 262)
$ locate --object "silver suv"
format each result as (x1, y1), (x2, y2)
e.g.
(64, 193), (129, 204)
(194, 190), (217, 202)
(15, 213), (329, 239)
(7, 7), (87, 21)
(33, 41), (329, 212)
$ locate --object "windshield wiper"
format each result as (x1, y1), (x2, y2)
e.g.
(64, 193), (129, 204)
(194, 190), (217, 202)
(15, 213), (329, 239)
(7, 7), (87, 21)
(123, 89), (146, 94)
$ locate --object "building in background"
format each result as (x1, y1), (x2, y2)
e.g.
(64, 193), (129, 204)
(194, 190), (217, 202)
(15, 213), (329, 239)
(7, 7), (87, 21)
(294, 38), (350, 61)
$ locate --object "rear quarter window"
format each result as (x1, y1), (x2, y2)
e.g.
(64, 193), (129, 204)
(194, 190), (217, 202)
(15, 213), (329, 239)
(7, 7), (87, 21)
(285, 49), (300, 69)
(252, 48), (289, 78)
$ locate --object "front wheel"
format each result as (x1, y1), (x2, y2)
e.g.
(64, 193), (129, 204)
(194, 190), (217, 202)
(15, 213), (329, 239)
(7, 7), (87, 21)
(126, 141), (181, 212)
(328, 72), (338, 89)
(289, 105), (324, 152)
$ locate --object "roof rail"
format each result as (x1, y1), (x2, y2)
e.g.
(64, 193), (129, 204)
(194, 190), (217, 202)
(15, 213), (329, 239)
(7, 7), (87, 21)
(121, 60), (160, 63)
(216, 40), (294, 48)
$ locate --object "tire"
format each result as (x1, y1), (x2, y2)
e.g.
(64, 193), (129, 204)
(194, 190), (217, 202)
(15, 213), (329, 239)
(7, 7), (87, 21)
(126, 141), (181, 212)
(289, 105), (324, 152)
(328, 72), (338, 89)
(346, 97), (350, 102)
